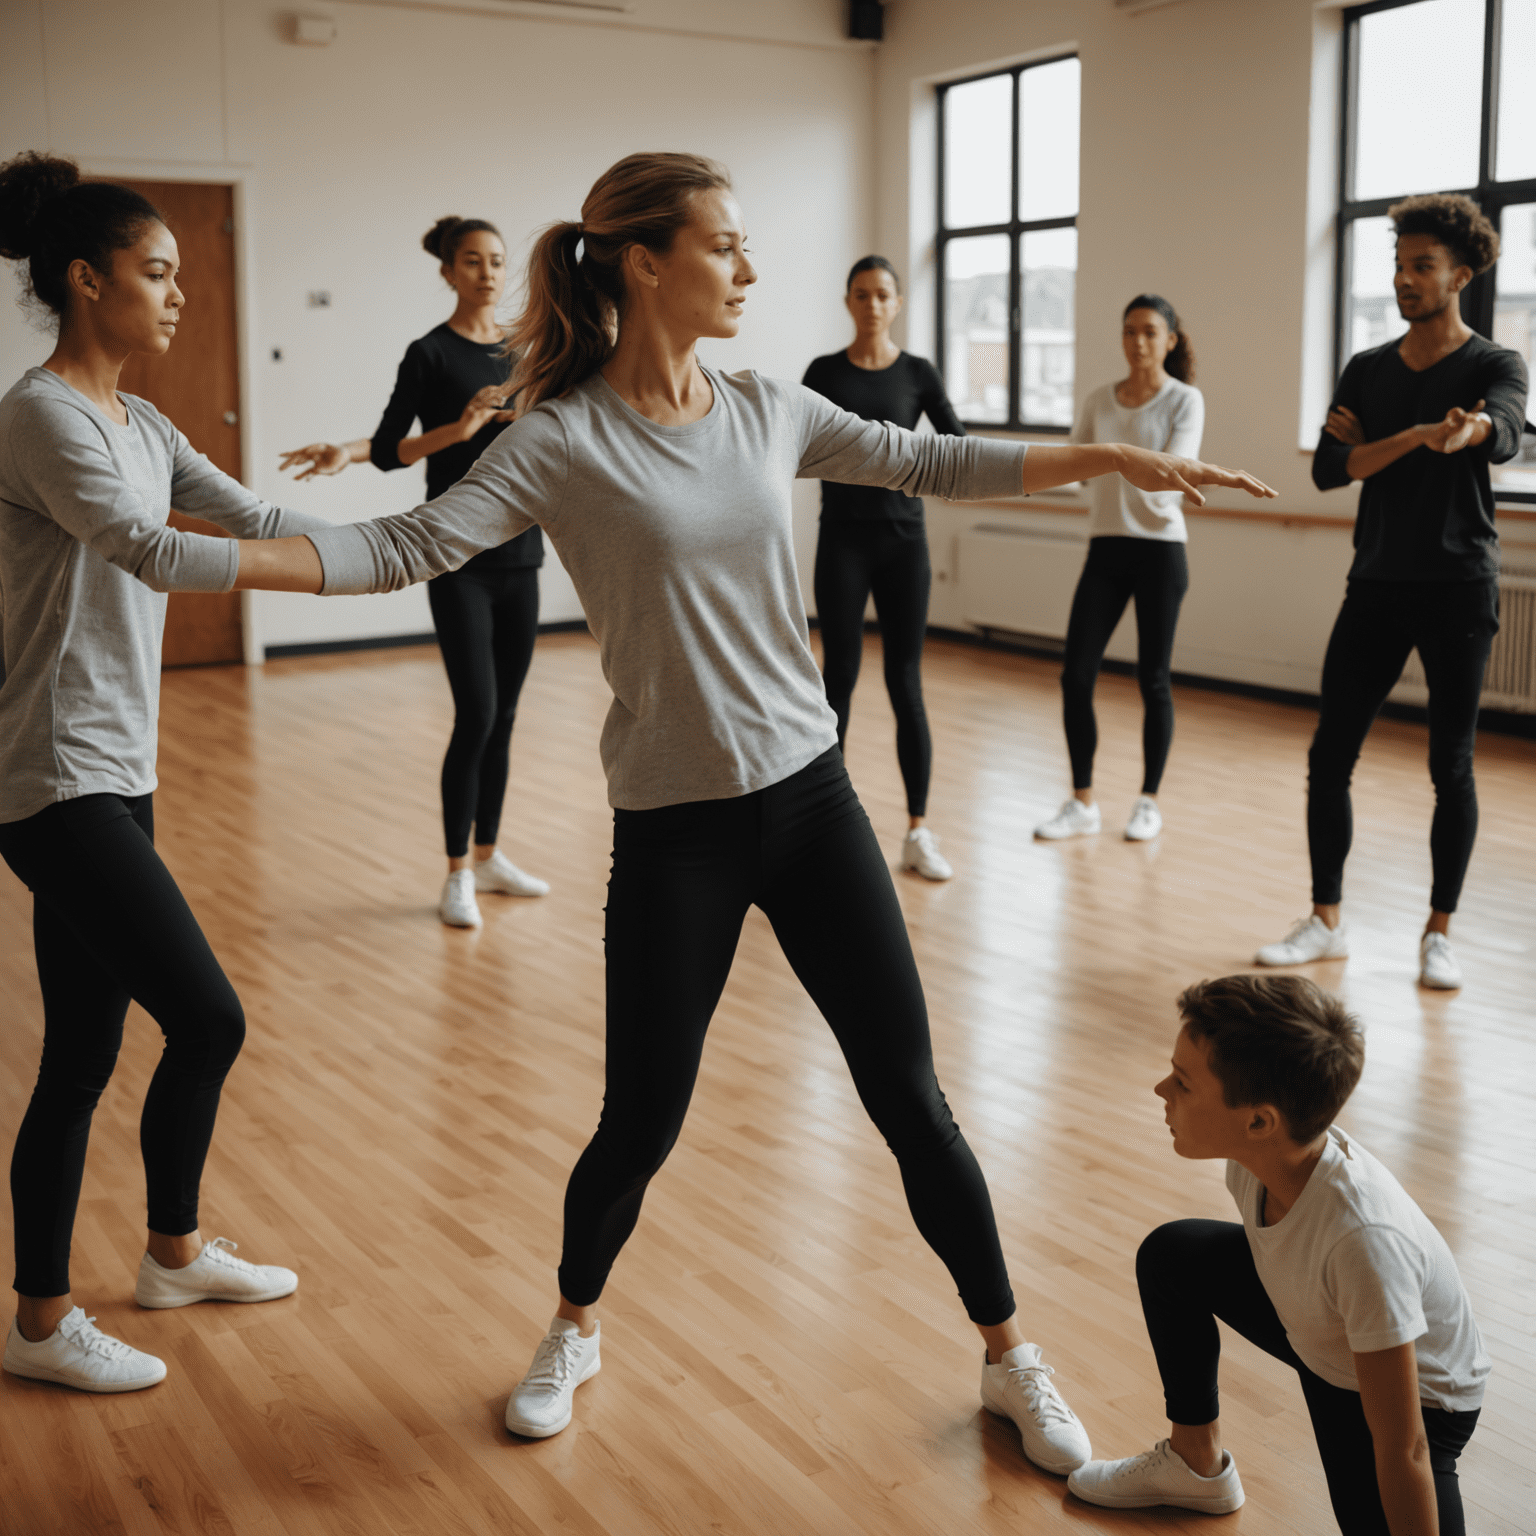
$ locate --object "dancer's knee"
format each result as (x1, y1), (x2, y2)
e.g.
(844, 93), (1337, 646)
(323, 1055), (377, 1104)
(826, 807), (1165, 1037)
(1135, 1219), (1203, 1288)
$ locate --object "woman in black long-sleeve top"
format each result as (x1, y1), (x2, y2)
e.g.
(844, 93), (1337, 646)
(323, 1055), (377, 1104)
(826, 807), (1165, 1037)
(280, 216), (549, 928)
(802, 256), (965, 881)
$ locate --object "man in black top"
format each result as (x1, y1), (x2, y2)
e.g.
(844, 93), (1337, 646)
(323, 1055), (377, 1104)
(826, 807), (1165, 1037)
(1256, 193), (1528, 989)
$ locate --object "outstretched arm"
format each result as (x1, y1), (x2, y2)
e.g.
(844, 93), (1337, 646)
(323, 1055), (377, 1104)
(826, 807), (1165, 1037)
(279, 438), (370, 481)
(1020, 443), (1275, 505)
(233, 535), (325, 592)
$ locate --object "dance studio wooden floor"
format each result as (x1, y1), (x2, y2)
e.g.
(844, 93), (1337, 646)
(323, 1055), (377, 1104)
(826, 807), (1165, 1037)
(2, 631), (1533, 1535)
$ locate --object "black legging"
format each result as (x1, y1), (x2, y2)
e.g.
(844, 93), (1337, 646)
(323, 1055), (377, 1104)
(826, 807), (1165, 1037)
(1060, 537), (1189, 794)
(1308, 578), (1498, 913)
(556, 747), (1015, 1324)
(427, 565), (540, 858)
(0, 794), (246, 1299)
(1138, 1220), (1478, 1536)
(813, 520), (933, 817)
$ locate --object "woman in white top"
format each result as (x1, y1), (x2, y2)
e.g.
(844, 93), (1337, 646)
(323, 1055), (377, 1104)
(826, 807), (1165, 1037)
(1035, 295), (1204, 844)
(219, 155), (1274, 1447)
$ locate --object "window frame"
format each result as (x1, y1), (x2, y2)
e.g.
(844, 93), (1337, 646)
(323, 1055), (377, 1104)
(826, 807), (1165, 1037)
(935, 53), (1079, 435)
(1335, 0), (1536, 501)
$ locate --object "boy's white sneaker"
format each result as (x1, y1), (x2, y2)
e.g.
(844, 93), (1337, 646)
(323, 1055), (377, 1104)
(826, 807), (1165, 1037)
(135, 1237), (298, 1308)
(902, 827), (954, 881)
(439, 868), (482, 928)
(1034, 799), (1101, 841)
(1068, 1439), (1245, 1513)
(505, 1316), (601, 1438)
(3, 1309), (166, 1393)
(1255, 915), (1348, 966)
(474, 850), (550, 897)
(980, 1342), (1093, 1474)
(1419, 932), (1463, 990)
(1123, 796), (1162, 842)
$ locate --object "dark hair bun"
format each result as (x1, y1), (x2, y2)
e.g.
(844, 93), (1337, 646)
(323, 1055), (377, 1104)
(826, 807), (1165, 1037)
(422, 216), (464, 261)
(0, 151), (83, 262)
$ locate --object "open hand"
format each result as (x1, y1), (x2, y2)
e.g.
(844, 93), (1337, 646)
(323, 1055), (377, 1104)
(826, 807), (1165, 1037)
(279, 442), (352, 480)
(1422, 400), (1486, 455)
(1325, 405), (1365, 447)
(458, 384), (517, 439)
(1118, 447), (1278, 506)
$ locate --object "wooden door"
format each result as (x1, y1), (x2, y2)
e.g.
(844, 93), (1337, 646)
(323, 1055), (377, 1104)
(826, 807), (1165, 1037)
(117, 180), (245, 667)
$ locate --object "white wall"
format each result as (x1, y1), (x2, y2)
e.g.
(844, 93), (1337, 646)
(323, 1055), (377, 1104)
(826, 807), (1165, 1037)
(0, 0), (874, 649)
(874, 0), (1535, 693)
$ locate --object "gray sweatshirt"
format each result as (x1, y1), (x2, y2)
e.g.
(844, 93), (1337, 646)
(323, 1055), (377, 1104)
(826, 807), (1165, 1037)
(309, 367), (1029, 810)
(0, 367), (329, 823)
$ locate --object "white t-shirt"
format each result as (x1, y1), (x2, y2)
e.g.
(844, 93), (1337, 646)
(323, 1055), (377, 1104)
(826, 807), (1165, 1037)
(1227, 1129), (1488, 1411)
(1070, 377), (1203, 542)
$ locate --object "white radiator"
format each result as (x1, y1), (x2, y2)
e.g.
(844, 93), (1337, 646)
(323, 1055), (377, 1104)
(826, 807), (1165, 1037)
(956, 524), (1088, 643)
(1392, 572), (1536, 714)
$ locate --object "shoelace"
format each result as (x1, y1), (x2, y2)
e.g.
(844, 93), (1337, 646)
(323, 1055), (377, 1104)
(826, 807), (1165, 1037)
(1121, 1439), (1178, 1476)
(59, 1314), (133, 1361)
(523, 1330), (584, 1393)
(1282, 916), (1319, 944)
(204, 1236), (261, 1276)
(1006, 1360), (1075, 1427)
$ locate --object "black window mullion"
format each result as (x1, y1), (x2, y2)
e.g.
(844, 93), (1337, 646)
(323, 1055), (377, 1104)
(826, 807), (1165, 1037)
(1008, 68), (1023, 430)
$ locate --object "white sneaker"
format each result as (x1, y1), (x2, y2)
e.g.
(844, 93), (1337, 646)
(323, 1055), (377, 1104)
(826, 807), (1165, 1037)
(439, 868), (482, 928)
(1254, 915), (1348, 966)
(135, 1237), (298, 1308)
(3, 1308), (166, 1393)
(1124, 796), (1162, 842)
(505, 1316), (601, 1438)
(980, 1342), (1093, 1474)
(1419, 932), (1463, 990)
(1068, 1439), (1245, 1513)
(1034, 799), (1101, 841)
(902, 827), (954, 881)
(474, 850), (550, 897)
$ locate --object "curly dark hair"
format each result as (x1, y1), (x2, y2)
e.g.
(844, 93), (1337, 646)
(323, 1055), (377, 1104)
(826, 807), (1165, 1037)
(1178, 975), (1364, 1143)
(1389, 192), (1499, 275)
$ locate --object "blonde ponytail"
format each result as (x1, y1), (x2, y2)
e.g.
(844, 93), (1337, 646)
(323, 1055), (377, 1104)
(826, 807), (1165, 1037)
(507, 152), (731, 413)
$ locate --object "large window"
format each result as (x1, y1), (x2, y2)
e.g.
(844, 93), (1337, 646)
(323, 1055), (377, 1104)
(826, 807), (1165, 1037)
(937, 55), (1080, 432)
(1338, 0), (1536, 499)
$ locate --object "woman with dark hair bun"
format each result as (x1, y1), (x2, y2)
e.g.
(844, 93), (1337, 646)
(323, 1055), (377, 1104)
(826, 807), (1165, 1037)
(1035, 294), (1204, 845)
(0, 151), (305, 1393)
(802, 255), (965, 880)
(225, 151), (1274, 1445)
(280, 215), (549, 928)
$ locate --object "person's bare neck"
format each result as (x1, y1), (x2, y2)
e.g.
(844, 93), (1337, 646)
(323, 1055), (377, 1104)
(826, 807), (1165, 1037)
(42, 329), (129, 422)
(1236, 1133), (1328, 1227)
(446, 300), (503, 345)
(846, 331), (900, 371)
(1398, 304), (1473, 372)
(1116, 365), (1168, 408)
(602, 319), (713, 426)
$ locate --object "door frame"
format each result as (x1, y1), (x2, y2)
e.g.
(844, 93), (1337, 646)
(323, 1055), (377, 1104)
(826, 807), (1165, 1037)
(81, 157), (265, 663)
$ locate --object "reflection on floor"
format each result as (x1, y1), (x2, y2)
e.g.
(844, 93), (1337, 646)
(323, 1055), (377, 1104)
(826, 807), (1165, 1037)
(1, 631), (1531, 1535)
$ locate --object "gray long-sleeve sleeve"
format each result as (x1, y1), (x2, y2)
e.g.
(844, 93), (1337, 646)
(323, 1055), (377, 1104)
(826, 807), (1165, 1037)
(300, 366), (1028, 810)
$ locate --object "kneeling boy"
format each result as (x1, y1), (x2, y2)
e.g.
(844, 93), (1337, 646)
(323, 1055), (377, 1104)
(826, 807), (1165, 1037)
(1069, 975), (1487, 1534)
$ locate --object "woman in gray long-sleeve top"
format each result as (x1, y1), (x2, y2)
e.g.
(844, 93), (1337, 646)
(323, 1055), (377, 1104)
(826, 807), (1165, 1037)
(0, 153), (307, 1394)
(215, 152), (1274, 1450)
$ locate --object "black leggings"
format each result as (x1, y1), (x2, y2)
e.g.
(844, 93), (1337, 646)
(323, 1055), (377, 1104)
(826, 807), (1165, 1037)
(0, 795), (246, 1298)
(427, 565), (540, 859)
(1138, 1220), (1477, 1536)
(1308, 579), (1498, 912)
(813, 519), (933, 817)
(1060, 537), (1189, 794)
(556, 747), (1015, 1324)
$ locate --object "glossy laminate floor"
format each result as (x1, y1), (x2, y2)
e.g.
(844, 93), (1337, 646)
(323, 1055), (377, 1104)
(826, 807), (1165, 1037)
(1, 631), (1532, 1535)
